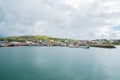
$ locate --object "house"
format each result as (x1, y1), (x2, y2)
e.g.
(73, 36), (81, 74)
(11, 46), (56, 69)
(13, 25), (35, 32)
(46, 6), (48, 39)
(39, 40), (45, 46)
(92, 39), (106, 44)
(110, 39), (120, 44)
(26, 41), (34, 46)
(0, 41), (8, 44)
(79, 40), (88, 45)
(9, 42), (21, 46)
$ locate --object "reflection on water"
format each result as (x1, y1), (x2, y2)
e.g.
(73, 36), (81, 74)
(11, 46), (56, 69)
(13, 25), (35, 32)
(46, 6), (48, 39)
(0, 46), (120, 80)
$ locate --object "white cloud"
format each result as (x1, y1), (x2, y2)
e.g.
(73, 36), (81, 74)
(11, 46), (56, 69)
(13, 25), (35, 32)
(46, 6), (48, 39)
(0, 0), (120, 39)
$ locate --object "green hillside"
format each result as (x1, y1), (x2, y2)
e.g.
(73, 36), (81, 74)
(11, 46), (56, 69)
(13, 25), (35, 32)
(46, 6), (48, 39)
(0, 35), (75, 43)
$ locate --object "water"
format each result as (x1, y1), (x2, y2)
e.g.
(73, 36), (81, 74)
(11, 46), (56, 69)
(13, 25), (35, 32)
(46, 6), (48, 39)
(0, 46), (120, 80)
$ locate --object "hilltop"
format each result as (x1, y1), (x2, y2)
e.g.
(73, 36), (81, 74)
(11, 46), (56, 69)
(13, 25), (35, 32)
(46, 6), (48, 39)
(0, 35), (75, 43)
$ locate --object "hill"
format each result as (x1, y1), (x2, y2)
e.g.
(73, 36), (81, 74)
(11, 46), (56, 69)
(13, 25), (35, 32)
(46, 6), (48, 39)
(0, 35), (75, 43)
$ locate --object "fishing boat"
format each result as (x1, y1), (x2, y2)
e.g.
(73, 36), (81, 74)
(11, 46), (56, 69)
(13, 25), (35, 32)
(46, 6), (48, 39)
(68, 44), (76, 48)
(80, 45), (90, 49)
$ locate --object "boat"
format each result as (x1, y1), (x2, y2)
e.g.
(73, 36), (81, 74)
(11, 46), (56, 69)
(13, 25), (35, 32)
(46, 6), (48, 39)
(80, 45), (90, 49)
(68, 44), (76, 48)
(68, 44), (90, 49)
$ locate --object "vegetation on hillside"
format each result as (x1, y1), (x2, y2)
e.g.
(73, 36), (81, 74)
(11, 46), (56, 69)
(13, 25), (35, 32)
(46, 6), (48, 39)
(0, 35), (75, 43)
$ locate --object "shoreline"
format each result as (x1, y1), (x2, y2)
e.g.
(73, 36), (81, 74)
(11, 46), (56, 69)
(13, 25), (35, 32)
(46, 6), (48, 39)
(0, 35), (119, 49)
(0, 44), (116, 48)
(89, 44), (116, 48)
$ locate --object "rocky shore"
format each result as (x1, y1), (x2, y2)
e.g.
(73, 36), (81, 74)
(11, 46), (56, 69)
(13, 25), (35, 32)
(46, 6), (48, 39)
(0, 42), (116, 48)
(89, 44), (116, 48)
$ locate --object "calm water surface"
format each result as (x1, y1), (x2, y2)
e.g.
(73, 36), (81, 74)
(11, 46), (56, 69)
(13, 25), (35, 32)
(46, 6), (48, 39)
(0, 46), (120, 80)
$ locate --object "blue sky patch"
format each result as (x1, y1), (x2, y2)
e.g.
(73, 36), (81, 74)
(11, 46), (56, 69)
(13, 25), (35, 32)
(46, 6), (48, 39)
(112, 26), (120, 31)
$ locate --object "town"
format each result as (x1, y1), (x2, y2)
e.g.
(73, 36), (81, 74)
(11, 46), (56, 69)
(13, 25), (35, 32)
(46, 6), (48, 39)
(0, 35), (119, 48)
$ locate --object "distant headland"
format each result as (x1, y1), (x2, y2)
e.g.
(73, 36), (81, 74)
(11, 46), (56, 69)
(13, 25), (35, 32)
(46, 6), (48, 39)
(0, 35), (119, 48)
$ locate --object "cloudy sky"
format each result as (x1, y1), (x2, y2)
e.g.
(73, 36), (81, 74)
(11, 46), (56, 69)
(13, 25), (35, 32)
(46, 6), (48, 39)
(0, 0), (120, 39)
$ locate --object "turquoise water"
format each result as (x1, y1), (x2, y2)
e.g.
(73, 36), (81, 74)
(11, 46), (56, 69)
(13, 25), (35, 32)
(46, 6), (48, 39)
(0, 46), (120, 80)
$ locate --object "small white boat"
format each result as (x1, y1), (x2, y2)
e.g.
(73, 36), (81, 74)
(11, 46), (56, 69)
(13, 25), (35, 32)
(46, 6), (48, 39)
(80, 45), (90, 49)
(68, 44), (76, 48)
(68, 44), (90, 49)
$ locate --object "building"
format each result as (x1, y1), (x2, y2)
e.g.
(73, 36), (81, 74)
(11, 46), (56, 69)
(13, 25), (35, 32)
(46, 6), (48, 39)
(9, 42), (22, 46)
(0, 41), (8, 44)
(26, 41), (34, 46)
(110, 39), (120, 44)
(92, 39), (106, 44)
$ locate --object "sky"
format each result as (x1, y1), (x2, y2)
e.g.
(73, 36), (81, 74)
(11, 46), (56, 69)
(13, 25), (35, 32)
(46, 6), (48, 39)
(0, 0), (120, 39)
